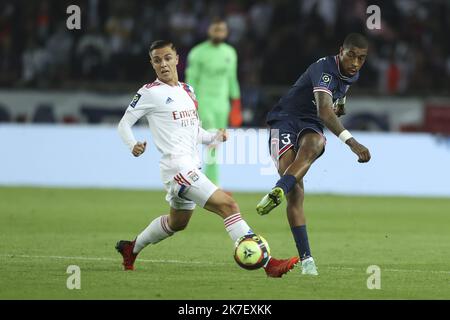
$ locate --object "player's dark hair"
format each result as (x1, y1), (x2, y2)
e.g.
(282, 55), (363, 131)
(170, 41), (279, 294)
(343, 33), (368, 49)
(149, 40), (177, 56)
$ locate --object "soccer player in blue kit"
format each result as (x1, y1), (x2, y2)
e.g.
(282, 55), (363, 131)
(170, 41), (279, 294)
(256, 33), (372, 275)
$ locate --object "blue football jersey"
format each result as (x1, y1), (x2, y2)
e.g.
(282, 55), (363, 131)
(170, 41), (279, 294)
(267, 55), (359, 124)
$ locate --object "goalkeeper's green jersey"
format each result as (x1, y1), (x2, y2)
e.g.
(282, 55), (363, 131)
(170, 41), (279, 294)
(185, 41), (240, 104)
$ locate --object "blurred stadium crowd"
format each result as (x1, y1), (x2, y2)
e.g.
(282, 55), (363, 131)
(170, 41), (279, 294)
(1, 0), (449, 91)
(0, 0), (449, 126)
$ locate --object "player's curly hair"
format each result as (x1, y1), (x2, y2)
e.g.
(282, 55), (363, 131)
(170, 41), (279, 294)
(343, 33), (368, 49)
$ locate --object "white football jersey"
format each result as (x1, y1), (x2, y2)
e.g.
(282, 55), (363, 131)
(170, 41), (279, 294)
(124, 79), (203, 182)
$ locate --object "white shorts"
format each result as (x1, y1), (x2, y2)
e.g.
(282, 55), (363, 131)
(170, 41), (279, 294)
(164, 168), (218, 211)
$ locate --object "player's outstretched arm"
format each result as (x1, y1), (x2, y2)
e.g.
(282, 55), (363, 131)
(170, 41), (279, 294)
(118, 112), (147, 157)
(214, 128), (228, 143)
(197, 127), (228, 146)
(314, 91), (371, 163)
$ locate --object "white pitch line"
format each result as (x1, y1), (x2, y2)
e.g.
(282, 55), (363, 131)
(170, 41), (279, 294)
(384, 268), (450, 275)
(0, 254), (228, 266)
(320, 266), (450, 275)
(1, 254), (449, 274)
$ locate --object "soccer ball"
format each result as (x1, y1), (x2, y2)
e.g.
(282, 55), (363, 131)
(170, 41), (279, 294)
(234, 234), (271, 270)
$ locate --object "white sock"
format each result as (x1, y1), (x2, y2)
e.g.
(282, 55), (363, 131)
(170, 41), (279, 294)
(133, 215), (174, 254)
(223, 213), (253, 243)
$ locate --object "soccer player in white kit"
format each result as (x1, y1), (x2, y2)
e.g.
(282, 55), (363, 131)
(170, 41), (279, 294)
(115, 40), (299, 277)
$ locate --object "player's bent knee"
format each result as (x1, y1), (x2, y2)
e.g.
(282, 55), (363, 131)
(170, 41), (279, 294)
(302, 142), (325, 162)
(316, 138), (326, 153)
(313, 134), (326, 151)
(300, 134), (325, 157)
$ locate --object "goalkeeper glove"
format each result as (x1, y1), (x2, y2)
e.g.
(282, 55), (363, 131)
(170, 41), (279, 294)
(229, 98), (243, 127)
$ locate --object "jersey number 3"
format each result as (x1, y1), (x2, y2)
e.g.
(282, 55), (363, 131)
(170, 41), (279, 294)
(281, 133), (291, 145)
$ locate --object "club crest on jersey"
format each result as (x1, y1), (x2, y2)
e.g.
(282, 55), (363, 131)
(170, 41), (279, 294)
(129, 93), (141, 108)
(318, 73), (332, 88)
(187, 170), (199, 182)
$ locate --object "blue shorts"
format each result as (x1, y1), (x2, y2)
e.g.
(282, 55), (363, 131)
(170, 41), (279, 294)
(268, 118), (326, 166)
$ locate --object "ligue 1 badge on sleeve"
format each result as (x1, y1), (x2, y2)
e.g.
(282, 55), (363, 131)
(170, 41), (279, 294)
(129, 93), (142, 108)
(319, 73), (332, 88)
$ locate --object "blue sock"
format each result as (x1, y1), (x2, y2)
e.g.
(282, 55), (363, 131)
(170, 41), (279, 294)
(291, 225), (311, 260)
(275, 174), (297, 195)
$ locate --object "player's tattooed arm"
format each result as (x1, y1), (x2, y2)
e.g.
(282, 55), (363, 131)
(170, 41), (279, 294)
(334, 96), (346, 117)
(314, 91), (371, 163)
(315, 91), (346, 136)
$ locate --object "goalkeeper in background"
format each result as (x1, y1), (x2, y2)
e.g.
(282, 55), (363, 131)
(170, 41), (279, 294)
(185, 17), (242, 186)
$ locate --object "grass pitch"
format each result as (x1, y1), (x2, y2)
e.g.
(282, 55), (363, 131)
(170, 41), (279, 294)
(0, 187), (449, 300)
